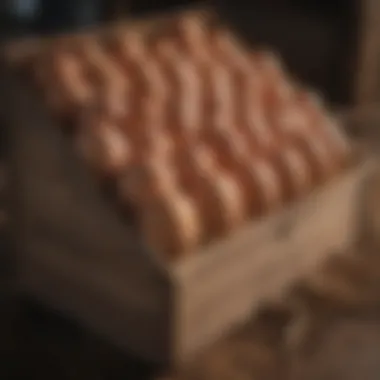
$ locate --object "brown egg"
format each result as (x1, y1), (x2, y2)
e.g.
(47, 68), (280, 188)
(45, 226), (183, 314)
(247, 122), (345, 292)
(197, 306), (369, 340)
(254, 51), (289, 87)
(243, 155), (283, 215)
(204, 133), (253, 216)
(116, 81), (170, 158)
(148, 129), (182, 163)
(154, 41), (203, 141)
(143, 59), (169, 101)
(110, 32), (153, 116)
(292, 133), (338, 184)
(154, 41), (203, 142)
(209, 61), (236, 132)
(273, 103), (311, 138)
(50, 50), (94, 115)
(323, 118), (352, 168)
(174, 57), (203, 138)
(192, 147), (246, 238)
(171, 147), (213, 209)
(209, 37), (277, 153)
(246, 108), (278, 152)
(272, 142), (313, 201)
(123, 99), (163, 153)
(295, 89), (326, 124)
(290, 90), (351, 168)
(206, 167), (247, 236)
(116, 111), (144, 154)
(81, 41), (129, 119)
(153, 39), (182, 130)
(76, 113), (132, 177)
(230, 68), (265, 142)
(153, 38), (179, 71)
(139, 187), (202, 259)
(212, 30), (253, 71)
(155, 32), (214, 134)
(175, 15), (211, 62)
(169, 146), (237, 242)
(100, 84), (130, 120)
(118, 31), (148, 63)
(118, 156), (177, 205)
(202, 130), (268, 217)
(255, 51), (295, 112)
(108, 31), (150, 91)
(208, 50), (276, 152)
(204, 127), (250, 169)
(115, 84), (165, 155)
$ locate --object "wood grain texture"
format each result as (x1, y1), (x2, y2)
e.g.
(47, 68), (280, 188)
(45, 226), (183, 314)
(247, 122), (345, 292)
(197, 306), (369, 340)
(4, 245), (380, 380)
(12, 158), (368, 365)
(2, 108), (380, 380)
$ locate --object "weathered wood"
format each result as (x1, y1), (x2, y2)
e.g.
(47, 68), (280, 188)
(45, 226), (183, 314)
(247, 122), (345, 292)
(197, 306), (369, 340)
(172, 158), (373, 363)
(0, 14), (376, 365)
(3, 107), (380, 380)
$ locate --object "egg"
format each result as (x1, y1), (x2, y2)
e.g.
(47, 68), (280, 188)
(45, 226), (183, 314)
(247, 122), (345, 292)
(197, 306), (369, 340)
(246, 110), (278, 152)
(204, 132), (264, 217)
(272, 142), (313, 201)
(319, 116), (352, 168)
(291, 133), (337, 184)
(209, 61), (236, 132)
(115, 30), (148, 63)
(51, 50), (94, 116)
(255, 51), (296, 113)
(176, 15), (211, 62)
(244, 155), (283, 215)
(139, 187), (202, 259)
(174, 57), (203, 138)
(194, 147), (246, 236)
(118, 155), (177, 204)
(295, 89), (326, 124)
(76, 113), (132, 177)
(272, 104), (311, 138)
(82, 41), (130, 119)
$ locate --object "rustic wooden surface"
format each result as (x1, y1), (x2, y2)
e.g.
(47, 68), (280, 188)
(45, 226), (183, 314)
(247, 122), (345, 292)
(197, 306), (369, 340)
(2, 243), (380, 380)
(2, 109), (380, 379)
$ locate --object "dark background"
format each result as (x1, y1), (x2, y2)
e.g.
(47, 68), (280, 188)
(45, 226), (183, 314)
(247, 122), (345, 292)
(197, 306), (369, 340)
(0, 0), (359, 105)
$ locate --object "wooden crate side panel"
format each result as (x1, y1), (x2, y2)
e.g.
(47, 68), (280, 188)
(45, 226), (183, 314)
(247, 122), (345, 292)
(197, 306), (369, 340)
(173, 160), (373, 363)
(0, 62), (167, 269)
(0, 64), (174, 362)
(19, 236), (172, 363)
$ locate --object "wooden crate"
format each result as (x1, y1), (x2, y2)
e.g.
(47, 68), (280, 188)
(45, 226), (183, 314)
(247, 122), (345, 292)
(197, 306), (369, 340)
(0, 11), (376, 365)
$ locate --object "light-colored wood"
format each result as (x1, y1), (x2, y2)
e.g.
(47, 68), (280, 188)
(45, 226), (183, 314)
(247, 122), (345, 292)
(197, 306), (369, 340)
(16, 157), (375, 365)
(171, 157), (374, 363)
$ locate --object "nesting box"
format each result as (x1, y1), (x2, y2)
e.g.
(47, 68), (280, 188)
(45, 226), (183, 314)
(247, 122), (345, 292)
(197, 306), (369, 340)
(0, 9), (376, 366)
